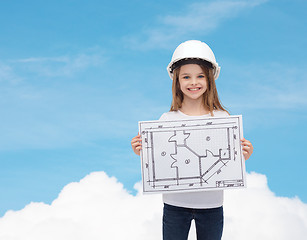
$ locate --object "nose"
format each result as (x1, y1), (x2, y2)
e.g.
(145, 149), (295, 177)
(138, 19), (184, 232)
(191, 76), (198, 85)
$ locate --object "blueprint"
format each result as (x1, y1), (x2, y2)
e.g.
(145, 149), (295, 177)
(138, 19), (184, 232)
(138, 115), (246, 194)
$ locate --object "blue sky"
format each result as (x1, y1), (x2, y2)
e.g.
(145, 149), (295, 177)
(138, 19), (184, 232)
(0, 0), (306, 217)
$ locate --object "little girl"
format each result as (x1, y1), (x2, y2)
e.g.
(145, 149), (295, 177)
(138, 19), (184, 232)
(131, 40), (253, 240)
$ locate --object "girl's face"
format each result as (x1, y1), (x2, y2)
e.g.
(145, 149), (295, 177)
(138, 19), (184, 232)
(178, 64), (207, 102)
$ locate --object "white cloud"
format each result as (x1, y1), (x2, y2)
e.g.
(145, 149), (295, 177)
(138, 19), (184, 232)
(220, 62), (307, 110)
(0, 82), (166, 151)
(125, 0), (269, 50)
(0, 172), (163, 240)
(162, 0), (265, 31)
(0, 62), (22, 84)
(10, 51), (106, 78)
(223, 172), (307, 239)
(0, 171), (306, 240)
(0, 49), (112, 151)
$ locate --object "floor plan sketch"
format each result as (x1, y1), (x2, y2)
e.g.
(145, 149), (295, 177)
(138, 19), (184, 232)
(138, 115), (246, 194)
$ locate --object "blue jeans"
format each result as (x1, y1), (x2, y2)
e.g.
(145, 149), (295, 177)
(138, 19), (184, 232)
(163, 203), (223, 240)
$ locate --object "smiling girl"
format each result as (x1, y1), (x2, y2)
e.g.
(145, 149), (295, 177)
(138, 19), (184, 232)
(131, 40), (253, 240)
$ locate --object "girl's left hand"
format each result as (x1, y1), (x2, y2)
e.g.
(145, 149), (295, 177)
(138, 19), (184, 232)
(241, 138), (253, 161)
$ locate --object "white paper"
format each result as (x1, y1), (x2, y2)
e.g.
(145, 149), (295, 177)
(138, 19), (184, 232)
(138, 115), (246, 194)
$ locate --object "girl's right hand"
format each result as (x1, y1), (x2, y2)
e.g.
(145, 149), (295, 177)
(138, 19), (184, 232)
(131, 134), (142, 156)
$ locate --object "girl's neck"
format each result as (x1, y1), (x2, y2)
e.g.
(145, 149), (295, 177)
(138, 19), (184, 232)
(179, 99), (210, 116)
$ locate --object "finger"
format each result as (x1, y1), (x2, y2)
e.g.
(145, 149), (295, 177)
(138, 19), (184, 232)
(242, 149), (253, 159)
(242, 141), (252, 147)
(133, 141), (142, 146)
(242, 148), (251, 156)
(131, 142), (142, 148)
(133, 148), (140, 156)
(131, 136), (140, 142)
(242, 146), (252, 153)
(241, 142), (253, 152)
(132, 138), (142, 144)
(241, 139), (251, 145)
(132, 133), (141, 139)
(243, 153), (249, 161)
(131, 137), (142, 144)
(241, 138), (252, 144)
(135, 134), (142, 140)
(242, 145), (251, 150)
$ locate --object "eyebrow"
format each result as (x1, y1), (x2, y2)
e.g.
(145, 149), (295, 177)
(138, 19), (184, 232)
(180, 72), (204, 76)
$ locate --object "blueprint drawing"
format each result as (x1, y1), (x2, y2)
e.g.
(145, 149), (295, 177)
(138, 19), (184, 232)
(138, 115), (246, 194)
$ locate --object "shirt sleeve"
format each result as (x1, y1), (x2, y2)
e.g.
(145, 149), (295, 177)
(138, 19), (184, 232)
(158, 112), (168, 121)
(213, 110), (230, 117)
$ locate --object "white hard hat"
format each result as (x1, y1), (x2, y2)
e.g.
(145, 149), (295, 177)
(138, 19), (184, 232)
(167, 40), (220, 80)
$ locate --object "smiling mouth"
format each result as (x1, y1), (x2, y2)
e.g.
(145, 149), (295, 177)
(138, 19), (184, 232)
(188, 87), (201, 91)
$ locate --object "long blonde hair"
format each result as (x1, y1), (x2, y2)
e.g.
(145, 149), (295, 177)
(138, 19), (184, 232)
(170, 64), (229, 116)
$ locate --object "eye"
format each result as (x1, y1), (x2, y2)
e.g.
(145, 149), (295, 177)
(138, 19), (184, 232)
(182, 76), (190, 79)
(198, 75), (205, 78)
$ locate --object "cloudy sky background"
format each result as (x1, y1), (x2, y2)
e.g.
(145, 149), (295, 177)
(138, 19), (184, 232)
(0, 0), (306, 239)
